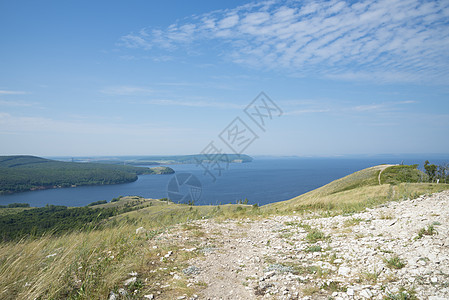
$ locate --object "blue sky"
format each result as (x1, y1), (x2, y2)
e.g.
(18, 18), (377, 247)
(1, 0), (448, 156)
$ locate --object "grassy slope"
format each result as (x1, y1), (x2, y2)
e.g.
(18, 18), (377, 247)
(263, 164), (449, 213)
(1, 165), (449, 299)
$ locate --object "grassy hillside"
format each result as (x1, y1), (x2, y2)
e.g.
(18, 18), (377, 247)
(1, 164), (448, 299)
(0, 155), (174, 194)
(264, 164), (448, 214)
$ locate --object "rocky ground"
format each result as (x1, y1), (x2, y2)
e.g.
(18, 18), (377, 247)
(150, 190), (449, 300)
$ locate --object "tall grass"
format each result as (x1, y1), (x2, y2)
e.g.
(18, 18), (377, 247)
(1, 165), (448, 299)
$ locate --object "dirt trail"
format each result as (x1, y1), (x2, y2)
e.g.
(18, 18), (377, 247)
(377, 164), (396, 185)
(172, 190), (449, 299)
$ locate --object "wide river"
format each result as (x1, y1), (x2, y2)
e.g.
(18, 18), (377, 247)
(0, 156), (446, 207)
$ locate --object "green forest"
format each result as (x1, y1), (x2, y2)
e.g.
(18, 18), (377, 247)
(0, 197), (152, 241)
(0, 205), (116, 241)
(0, 155), (174, 194)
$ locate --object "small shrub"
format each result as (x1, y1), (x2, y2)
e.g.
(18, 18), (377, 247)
(320, 281), (345, 292)
(306, 228), (327, 243)
(362, 268), (382, 283)
(344, 218), (364, 227)
(385, 286), (417, 300)
(306, 245), (322, 252)
(87, 200), (107, 206)
(416, 225), (436, 239)
(384, 255), (406, 269)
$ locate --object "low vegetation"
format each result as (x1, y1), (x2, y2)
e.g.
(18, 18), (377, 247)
(0, 163), (448, 298)
(384, 255), (406, 269)
(416, 224), (437, 239)
(264, 164), (449, 214)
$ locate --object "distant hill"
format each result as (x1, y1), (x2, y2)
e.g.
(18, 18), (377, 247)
(0, 155), (174, 194)
(60, 154), (253, 165)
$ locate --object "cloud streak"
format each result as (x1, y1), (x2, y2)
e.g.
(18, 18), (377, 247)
(0, 90), (29, 95)
(120, 0), (449, 83)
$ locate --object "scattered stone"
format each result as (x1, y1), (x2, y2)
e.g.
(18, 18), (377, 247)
(360, 289), (373, 298)
(124, 277), (136, 286)
(136, 227), (146, 234)
(143, 295), (154, 299)
(338, 266), (351, 277)
(151, 190), (449, 300)
(173, 274), (182, 280)
(108, 291), (118, 300)
(183, 265), (200, 275)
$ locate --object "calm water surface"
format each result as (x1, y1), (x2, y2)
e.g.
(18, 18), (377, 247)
(0, 157), (445, 207)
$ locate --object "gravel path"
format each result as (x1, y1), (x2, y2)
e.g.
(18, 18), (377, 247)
(174, 190), (449, 299)
(150, 191), (449, 300)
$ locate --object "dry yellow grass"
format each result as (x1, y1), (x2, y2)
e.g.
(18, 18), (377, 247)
(1, 165), (448, 299)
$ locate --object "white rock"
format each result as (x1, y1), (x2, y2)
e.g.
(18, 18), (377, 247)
(360, 289), (373, 298)
(164, 251), (173, 258)
(265, 270), (276, 279)
(173, 274), (181, 280)
(124, 277), (136, 286)
(338, 266), (351, 276)
(143, 295), (154, 299)
(108, 292), (118, 300)
(347, 288), (354, 296)
(333, 259), (343, 264)
(136, 227), (146, 234)
(431, 277), (438, 283)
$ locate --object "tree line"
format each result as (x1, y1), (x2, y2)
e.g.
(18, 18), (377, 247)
(0, 199), (148, 242)
(424, 160), (448, 183)
(0, 155), (173, 194)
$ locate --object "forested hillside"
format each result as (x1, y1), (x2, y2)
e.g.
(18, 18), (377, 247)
(0, 155), (174, 194)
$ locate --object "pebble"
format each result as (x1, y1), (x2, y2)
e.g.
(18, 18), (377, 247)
(151, 190), (449, 299)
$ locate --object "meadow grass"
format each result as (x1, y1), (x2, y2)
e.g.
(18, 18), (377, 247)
(1, 165), (448, 299)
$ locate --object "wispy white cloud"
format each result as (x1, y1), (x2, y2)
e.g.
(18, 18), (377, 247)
(119, 0), (449, 83)
(281, 98), (417, 116)
(100, 85), (153, 96)
(0, 112), (190, 136)
(0, 90), (29, 95)
(143, 98), (243, 109)
(284, 108), (330, 115)
(350, 100), (417, 112)
(0, 100), (37, 107)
